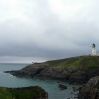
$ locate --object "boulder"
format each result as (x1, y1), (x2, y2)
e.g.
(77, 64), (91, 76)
(58, 84), (67, 90)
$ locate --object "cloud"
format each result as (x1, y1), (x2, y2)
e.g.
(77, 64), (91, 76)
(0, 0), (99, 63)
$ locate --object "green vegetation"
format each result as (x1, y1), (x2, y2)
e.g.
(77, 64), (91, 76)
(0, 86), (47, 99)
(45, 56), (99, 69)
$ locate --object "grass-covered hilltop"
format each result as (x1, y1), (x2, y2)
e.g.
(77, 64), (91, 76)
(4, 55), (99, 84)
(0, 86), (48, 99)
(45, 55), (99, 69)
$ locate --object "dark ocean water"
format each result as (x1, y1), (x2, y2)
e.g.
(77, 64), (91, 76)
(0, 63), (79, 99)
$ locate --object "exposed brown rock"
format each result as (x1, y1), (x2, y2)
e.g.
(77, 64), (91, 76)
(78, 76), (99, 99)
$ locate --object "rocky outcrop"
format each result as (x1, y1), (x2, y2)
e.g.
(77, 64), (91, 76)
(0, 86), (48, 99)
(78, 76), (99, 99)
(58, 84), (67, 90)
(4, 63), (99, 84)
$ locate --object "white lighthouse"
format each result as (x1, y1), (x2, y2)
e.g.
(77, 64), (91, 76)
(92, 43), (96, 55)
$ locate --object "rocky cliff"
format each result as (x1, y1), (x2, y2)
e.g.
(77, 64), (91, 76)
(4, 62), (99, 84)
(78, 76), (99, 99)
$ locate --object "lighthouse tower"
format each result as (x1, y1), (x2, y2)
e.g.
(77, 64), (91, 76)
(92, 43), (96, 55)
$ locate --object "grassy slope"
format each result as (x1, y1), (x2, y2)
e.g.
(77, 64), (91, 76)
(45, 56), (99, 69)
(0, 86), (46, 99)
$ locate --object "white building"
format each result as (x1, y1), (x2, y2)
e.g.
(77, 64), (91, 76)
(92, 43), (96, 55)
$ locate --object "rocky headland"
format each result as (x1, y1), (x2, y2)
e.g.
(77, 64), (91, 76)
(4, 56), (99, 84)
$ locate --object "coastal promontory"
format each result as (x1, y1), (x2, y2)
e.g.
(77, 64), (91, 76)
(4, 56), (99, 84)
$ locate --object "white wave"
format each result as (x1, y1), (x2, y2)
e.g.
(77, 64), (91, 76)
(0, 72), (6, 74)
(10, 74), (15, 77)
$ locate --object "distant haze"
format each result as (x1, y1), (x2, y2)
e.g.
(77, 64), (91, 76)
(0, 0), (99, 63)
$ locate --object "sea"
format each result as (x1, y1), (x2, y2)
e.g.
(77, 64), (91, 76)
(0, 63), (79, 99)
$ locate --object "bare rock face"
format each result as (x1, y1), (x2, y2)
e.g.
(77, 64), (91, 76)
(67, 66), (78, 73)
(69, 71), (87, 84)
(36, 67), (67, 80)
(78, 76), (99, 99)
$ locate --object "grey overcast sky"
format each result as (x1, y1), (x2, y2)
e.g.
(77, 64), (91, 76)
(0, 0), (99, 63)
